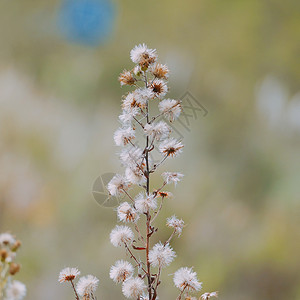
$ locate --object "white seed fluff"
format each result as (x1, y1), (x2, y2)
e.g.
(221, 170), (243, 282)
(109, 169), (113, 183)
(201, 292), (218, 299)
(162, 172), (184, 185)
(110, 225), (134, 247)
(58, 267), (80, 283)
(158, 99), (182, 122)
(114, 127), (135, 146)
(122, 277), (146, 299)
(117, 202), (139, 223)
(159, 138), (184, 157)
(130, 44), (157, 64)
(149, 242), (176, 268)
(5, 280), (26, 300)
(76, 275), (99, 297)
(120, 147), (144, 168)
(150, 79), (168, 99)
(135, 193), (157, 214)
(125, 166), (146, 185)
(107, 174), (129, 196)
(0, 233), (15, 247)
(144, 121), (171, 141)
(119, 107), (140, 125)
(166, 215), (185, 236)
(173, 267), (202, 292)
(136, 87), (154, 104)
(110, 260), (134, 283)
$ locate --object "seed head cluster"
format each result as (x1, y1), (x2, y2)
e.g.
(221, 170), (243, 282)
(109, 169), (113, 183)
(58, 44), (217, 300)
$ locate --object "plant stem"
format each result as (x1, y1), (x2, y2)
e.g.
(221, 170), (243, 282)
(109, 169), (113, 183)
(70, 280), (80, 300)
(124, 243), (147, 274)
(144, 70), (152, 300)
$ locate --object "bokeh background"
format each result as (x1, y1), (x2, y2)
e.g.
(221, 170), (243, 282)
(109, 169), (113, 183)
(0, 0), (299, 299)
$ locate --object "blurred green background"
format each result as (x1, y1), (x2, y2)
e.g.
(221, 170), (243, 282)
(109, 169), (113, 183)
(0, 0), (299, 299)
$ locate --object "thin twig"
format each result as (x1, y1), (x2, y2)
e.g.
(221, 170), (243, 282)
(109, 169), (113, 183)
(151, 196), (164, 225)
(133, 116), (145, 129)
(124, 243), (148, 275)
(70, 280), (80, 300)
(122, 189), (135, 203)
(134, 223), (146, 247)
(149, 102), (181, 124)
(176, 285), (187, 300)
(150, 156), (168, 173)
(164, 229), (176, 246)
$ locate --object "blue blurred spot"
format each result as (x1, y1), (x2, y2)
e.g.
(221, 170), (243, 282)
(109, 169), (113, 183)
(58, 0), (115, 46)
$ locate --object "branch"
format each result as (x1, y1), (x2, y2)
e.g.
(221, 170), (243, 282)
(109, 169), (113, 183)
(124, 243), (148, 275)
(122, 189), (135, 203)
(70, 280), (80, 300)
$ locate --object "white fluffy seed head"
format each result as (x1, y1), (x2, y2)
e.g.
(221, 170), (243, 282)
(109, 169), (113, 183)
(144, 121), (171, 141)
(150, 79), (168, 99)
(122, 89), (150, 112)
(5, 280), (26, 300)
(159, 138), (184, 157)
(162, 172), (184, 185)
(166, 215), (185, 236)
(58, 267), (80, 283)
(130, 44), (157, 65)
(110, 260), (134, 283)
(76, 275), (99, 297)
(107, 174), (129, 197)
(136, 87), (154, 104)
(135, 193), (157, 214)
(149, 242), (176, 268)
(159, 99), (182, 122)
(150, 63), (169, 80)
(119, 147), (144, 169)
(125, 167), (146, 185)
(110, 225), (134, 247)
(122, 277), (146, 299)
(114, 127), (135, 146)
(201, 292), (218, 299)
(119, 107), (140, 125)
(173, 267), (202, 292)
(117, 202), (139, 223)
(0, 233), (15, 247)
(119, 70), (136, 86)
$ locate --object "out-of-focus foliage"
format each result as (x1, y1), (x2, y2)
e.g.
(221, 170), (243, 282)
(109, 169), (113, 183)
(0, 0), (299, 299)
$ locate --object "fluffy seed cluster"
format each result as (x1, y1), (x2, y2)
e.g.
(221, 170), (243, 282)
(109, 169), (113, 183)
(201, 292), (218, 299)
(58, 267), (80, 283)
(76, 275), (99, 297)
(107, 174), (129, 196)
(0, 233), (25, 300)
(122, 277), (146, 299)
(119, 70), (136, 86)
(144, 121), (171, 141)
(166, 215), (185, 236)
(162, 172), (184, 185)
(173, 267), (202, 292)
(150, 79), (168, 99)
(159, 99), (182, 122)
(114, 127), (136, 146)
(117, 202), (139, 223)
(0, 233), (16, 247)
(110, 260), (134, 283)
(150, 63), (169, 79)
(135, 193), (157, 213)
(130, 43), (157, 69)
(110, 225), (134, 247)
(5, 280), (26, 300)
(159, 138), (184, 157)
(149, 242), (176, 268)
(105, 44), (211, 300)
